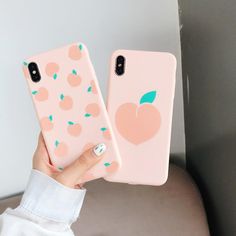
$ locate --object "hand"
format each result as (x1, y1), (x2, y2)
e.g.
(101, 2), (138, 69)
(33, 133), (106, 188)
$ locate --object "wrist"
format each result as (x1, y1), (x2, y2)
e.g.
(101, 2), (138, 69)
(20, 169), (86, 224)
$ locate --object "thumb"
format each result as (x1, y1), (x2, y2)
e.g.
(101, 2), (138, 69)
(36, 132), (46, 152)
(33, 132), (51, 174)
(55, 143), (106, 188)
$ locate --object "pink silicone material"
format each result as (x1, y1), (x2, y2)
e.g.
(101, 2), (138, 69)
(105, 50), (176, 185)
(23, 43), (121, 183)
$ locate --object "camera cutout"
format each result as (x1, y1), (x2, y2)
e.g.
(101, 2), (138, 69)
(28, 62), (41, 82)
(115, 55), (125, 76)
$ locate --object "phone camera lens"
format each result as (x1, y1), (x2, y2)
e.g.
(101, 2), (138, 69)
(28, 62), (41, 82)
(117, 56), (124, 62)
(115, 55), (125, 76)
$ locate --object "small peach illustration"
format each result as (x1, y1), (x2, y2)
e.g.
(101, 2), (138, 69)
(40, 115), (53, 131)
(32, 87), (48, 101)
(104, 161), (119, 173)
(68, 44), (83, 60)
(45, 62), (59, 79)
(59, 94), (73, 110)
(54, 140), (68, 157)
(84, 103), (100, 117)
(100, 127), (111, 140)
(67, 121), (82, 137)
(67, 69), (81, 87)
(115, 91), (161, 145)
(87, 80), (98, 94)
(22, 62), (30, 79)
(82, 142), (94, 152)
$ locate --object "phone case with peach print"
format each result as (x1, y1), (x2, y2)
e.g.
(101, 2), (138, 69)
(22, 43), (121, 182)
(105, 50), (176, 185)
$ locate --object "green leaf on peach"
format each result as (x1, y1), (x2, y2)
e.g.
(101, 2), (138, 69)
(100, 127), (107, 132)
(104, 162), (111, 167)
(55, 140), (59, 147)
(60, 94), (64, 100)
(140, 91), (157, 104)
(87, 86), (92, 92)
(84, 113), (91, 117)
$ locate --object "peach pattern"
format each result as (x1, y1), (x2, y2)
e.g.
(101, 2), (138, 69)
(59, 94), (73, 110)
(67, 69), (81, 87)
(22, 42), (120, 183)
(87, 80), (98, 94)
(67, 121), (82, 137)
(85, 103), (100, 117)
(115, 91), (161, 145)
(101, 127), (111, 140)
(45, 62), (60, 80)
(54, 140), (68, 157)
(32, 87), (48, 102)
(23, 62), (30, 79)
(104, 161), (119, 173)
(68, 44), (83, 60)
(40, 115), (53, 131)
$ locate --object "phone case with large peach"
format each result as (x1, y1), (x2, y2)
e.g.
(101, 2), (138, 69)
(22, 43), (121, 182)
(105, 50), (176, 185)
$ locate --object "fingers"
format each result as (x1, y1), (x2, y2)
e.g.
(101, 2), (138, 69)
(33, 132), (52, 175)
(38, 132), (44, 145)
(37, 132), (46, 151)
(55, 143), (106, 188)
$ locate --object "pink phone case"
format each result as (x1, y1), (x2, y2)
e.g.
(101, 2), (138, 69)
(22, 42), (121, 183)
(105, 50), (176, 185)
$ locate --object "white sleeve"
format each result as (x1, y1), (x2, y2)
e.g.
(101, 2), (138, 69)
(0, 169), (86, 236)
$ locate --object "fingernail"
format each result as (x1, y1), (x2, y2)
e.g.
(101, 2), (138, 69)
(93, 143), (106, 157)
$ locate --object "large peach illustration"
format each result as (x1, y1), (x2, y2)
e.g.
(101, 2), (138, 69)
(45, 62), (59, 80)
(87, 80), (97, 94)
(100, 127), (111, 140)
(32, 87), (48, 101)
(67, 69), (81, 87)
(54, 140), (68, 157)
(104, 161), (119, 173)
(59, 94), (73, 110)
(115, 91), (161, 145)
(68, 44), (83, 60)
(40, 115), (53, 131)
(84, 103), (100, 117)
(67, 121), (82, 137)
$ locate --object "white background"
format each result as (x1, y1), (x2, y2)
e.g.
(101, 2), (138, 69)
(0, 0), (185, 197)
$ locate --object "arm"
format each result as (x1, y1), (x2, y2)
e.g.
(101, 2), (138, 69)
(0, 133), (106, 235)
